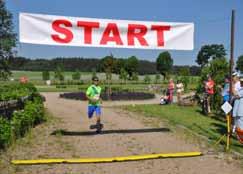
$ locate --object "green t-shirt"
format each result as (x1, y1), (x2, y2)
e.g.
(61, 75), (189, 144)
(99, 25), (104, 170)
(86, 85), (102, 106)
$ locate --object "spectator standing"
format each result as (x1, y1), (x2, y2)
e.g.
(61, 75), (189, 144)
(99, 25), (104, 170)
(168, 79), (175, 103)
(205, 75), (215, 114)
(176, 80), (184, 103)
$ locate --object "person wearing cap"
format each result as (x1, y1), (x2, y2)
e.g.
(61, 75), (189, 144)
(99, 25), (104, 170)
(86, 76), (103, 133)
(232, 77), (243, 143)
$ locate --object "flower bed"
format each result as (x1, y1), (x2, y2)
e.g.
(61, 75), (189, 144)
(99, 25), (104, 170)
(60, 91), (155, 101)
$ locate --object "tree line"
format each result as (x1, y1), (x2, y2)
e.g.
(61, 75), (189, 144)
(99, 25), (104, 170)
(8, 56), (201, 76)
(1, 0), (243, 82)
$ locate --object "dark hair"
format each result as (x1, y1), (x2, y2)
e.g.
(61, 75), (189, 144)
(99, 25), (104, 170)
(224, 75), (230, 80)
(92, 76), (99, 81)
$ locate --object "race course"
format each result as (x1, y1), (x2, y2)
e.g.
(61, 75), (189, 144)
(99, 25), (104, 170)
(1, 93), (242, 174)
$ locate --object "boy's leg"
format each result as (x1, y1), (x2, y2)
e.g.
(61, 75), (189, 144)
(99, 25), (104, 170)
(88, 106), (95, 119)
(95, 106), (102, 122)
(95, 106), (103, 133)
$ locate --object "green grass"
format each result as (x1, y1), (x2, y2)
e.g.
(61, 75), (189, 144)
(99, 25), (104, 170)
(125, 104), (243, 154)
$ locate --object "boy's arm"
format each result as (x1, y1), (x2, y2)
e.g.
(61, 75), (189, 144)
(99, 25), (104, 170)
(86, 87), (93, 101)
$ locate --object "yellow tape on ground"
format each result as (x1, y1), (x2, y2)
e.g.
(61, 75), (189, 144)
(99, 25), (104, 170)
(12, 152), (202, 165)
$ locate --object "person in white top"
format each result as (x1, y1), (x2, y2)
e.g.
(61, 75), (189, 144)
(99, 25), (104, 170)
(233, 72), (241, 95)
(232, 72), (241, 133)
(176, 80), (184, 103)
(232, 77), (243, 143)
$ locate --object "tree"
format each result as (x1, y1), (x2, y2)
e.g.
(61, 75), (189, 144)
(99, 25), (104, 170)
(131, 72), (139, 82)
(198, 57), (229, 111)
(179, 67), (190, 76)
(0, 1), (16, 80)
(113, 58), (125, 74)
(196, 44), (226, 67)
(54, 65), (64, 81)
(236, 55), (243, 72)
(144, 75), (151, 84)
(154, 74), (161, 84)
(119, 68), (128, 84)
(156, 51), (173, 79)
(42, 71), (50, 81)
(125, 56), (138, 79)
(101, 54), (115, 99)
(100, 55), (115, 73)
(72, 70), (81, 80)
(92, 68), (97, 79)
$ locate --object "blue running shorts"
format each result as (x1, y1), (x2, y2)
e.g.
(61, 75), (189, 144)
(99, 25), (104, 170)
(88, 105), (101, 118)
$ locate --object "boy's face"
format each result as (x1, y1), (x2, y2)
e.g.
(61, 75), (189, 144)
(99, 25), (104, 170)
(93, 79), (99, 85)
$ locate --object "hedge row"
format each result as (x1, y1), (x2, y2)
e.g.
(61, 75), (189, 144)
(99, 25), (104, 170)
(0, 83), (46, 149)
(0, 83), (37, 100)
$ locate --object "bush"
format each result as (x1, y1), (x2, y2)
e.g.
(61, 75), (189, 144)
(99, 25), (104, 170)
(72, 70), (81, 80)
(0, 117), (11, 149)
(0, 83), (45, 149)
(197, 58), (229, 112)
(56, 85), (67, 89)
(1, 97), (45, 148)
(42, 71), (50, 81)
(144, 75), (151, 84)
(180, 76), (190, 91)
(53, 80), (84, 86)
(0, 83), (37, 100)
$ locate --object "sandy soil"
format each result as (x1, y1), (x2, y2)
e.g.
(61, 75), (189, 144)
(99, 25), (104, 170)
(1, 92), (242, 174)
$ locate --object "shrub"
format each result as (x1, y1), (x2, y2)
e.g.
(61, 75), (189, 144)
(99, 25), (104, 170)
(11, 97), (45, 139)
(72, 70), (81, 80)
(197, 58), (229, 112)
(42, 71), (50, 81)
(0, 83), (45, 149)
(0, 117), (11, 148)
(144, 75), (151, 84)
(0, 83), (37, 100)
(56, 85), (67, 89)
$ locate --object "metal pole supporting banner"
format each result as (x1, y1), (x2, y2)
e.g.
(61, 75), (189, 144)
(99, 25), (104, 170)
(227, 9), (235, 151)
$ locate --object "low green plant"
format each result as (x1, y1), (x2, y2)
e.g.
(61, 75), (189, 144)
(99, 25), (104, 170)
(0, 84), (45, 149)
(0, 83), (37, 100)
(42, 71), (50, 81)
(0, 117), (11, 148)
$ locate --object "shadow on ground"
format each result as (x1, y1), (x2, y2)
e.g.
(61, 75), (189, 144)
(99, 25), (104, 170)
(51, 128), (170, 136)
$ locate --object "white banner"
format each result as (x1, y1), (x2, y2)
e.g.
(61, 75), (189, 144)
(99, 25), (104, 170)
(19, 13), (194, 50)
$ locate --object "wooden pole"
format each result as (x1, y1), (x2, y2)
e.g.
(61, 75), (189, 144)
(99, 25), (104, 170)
(226, 9), (235, 151)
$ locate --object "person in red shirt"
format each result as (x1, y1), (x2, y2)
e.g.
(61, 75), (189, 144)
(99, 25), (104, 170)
(205, 75), (215, 114)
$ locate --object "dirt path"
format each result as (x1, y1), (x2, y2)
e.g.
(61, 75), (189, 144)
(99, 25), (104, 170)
(1, 92), (242, 174)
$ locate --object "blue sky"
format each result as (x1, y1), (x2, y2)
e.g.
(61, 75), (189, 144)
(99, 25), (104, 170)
(5, 0), (243, 65)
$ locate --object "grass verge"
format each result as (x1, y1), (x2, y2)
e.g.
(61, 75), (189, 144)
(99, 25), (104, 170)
(124, 104), (243, 154)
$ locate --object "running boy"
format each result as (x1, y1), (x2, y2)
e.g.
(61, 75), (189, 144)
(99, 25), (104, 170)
(86, 76), (103, 133)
